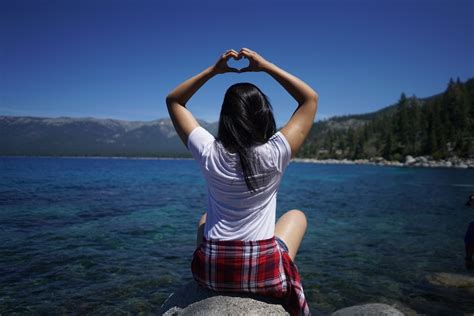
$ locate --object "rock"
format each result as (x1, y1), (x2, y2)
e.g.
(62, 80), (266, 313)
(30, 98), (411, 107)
(426, 272), (474, 288)
(386, 302), (417, 316)
(371, 157), (385, 163)
(292, 157), (473, 169)
(158, 281), (288, 315)
(405, 155), (416, 165)
(331, 303), (404, 316)
(417, 156), (428, 163)
(162, 295), (289, 316)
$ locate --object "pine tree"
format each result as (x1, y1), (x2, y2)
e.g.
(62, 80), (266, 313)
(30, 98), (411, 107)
(407, 96), (421, 154)
(396, 93), (410, 155)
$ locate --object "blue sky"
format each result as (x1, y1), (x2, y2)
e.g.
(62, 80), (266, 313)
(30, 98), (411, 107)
(1, 0), (473, 126)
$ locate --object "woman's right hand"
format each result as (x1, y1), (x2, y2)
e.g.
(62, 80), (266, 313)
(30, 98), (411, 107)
(238, 48), (271, 73)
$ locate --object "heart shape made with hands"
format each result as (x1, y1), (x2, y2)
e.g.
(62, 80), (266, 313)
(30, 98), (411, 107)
(226, 54), (250, 71)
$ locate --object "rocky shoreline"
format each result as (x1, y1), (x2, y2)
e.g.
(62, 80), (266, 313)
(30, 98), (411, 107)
(4, 155), (473, 168)
(293, 155), (474, 169)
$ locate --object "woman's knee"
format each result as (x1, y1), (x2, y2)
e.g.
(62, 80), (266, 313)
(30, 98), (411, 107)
(275, 209), (308, 261)
(283, 209), (308, 231)
(275, 209), (309, 240)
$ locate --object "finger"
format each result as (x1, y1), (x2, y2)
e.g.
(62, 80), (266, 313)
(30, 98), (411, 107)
(222, 50), (236, 59)
(225, 49), (238, 56)
(225, 51), (239, 59)
(239, 66), (252, 72)
(228, 67), (239, 72)
(239, 50), (251, 58)
(229, 51), (239, 57)
(239, 48), (254, 55)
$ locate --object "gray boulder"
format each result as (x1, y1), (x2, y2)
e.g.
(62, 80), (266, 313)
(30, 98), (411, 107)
(158, 281), (289, 315)
(417, 156), (428, 163)
(331, 303), (404, 316)
(404, 155), (416, 165)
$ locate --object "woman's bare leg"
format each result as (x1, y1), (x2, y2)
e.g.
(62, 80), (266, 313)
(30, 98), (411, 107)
(274, 209), (308, 261)
(196, 213), (207, 248)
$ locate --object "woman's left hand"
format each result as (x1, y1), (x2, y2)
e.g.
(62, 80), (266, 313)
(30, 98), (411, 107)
(211, 49), (241, 74)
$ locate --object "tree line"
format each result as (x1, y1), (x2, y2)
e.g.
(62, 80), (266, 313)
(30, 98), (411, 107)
(298, 78), (474, 160)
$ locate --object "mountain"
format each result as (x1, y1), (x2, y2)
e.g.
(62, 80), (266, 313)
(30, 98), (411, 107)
(0, 116), (217, 157)
(1, 77), (472, 159)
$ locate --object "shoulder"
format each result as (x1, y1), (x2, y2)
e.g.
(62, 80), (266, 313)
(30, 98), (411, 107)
(265, 131), (292, 158)
(187, 126), (214, 145)
(187, 126), (215, 160)
(268, 131), (291, 150)
(256, 131), (292, 172)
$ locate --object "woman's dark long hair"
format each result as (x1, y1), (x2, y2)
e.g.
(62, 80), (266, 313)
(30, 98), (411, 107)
(217, 82), (276, 192)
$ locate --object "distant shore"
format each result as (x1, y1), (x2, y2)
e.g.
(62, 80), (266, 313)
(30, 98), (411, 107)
(293, 155), (474, 169)
(2, 155), (473, 169)
(0, 155), (193, 160)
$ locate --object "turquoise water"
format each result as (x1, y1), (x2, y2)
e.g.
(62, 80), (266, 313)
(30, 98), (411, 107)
(0, 157), (473, 315)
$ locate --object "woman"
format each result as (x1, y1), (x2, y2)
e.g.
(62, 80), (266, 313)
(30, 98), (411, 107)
(166, 48), (318, 315)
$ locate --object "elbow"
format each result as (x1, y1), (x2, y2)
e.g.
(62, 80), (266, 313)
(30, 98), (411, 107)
(166, 95), (181, 109)
(165, 95), (174, 106)
(166, 94), (186, 107)
(311, 92), (319, 111)
(165, 96), (176, 114)
(310, 92), (318, 117)
(307, 92), (318, 111)
(304, 91), (318, 106)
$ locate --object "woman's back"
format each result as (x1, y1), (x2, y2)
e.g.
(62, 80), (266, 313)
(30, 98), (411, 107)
(188, 126), (292, 241)
(166, 48), (317, 315)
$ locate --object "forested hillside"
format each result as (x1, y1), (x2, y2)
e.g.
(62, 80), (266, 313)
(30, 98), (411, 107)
(298, 78), (474, 161)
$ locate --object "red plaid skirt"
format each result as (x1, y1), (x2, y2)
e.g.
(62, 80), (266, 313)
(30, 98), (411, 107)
(191, 236), (310, 316)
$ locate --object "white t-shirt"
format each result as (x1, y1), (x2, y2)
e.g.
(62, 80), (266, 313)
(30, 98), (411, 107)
(187, 126), (292, 241)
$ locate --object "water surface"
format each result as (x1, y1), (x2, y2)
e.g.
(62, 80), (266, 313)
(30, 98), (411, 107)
(0, 157), (473, 315)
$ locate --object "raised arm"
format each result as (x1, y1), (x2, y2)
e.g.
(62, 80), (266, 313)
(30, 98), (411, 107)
(239, 48), (318, 158)
(265, 63), (318, 158)
(165, 49), (241, 147)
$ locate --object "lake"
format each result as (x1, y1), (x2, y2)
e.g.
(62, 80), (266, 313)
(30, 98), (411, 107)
(0, 157), (473, 315)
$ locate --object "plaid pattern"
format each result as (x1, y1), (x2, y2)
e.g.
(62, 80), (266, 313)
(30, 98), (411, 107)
(191, 236), (311, 316)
